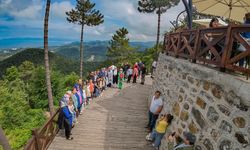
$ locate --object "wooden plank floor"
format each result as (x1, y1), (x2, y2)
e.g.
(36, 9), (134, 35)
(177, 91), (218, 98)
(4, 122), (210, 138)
(48, 77), (154, 150)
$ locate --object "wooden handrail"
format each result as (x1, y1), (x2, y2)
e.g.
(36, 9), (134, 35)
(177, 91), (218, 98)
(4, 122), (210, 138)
(24, 109), (60, 150)
(164, 25), (250, 77)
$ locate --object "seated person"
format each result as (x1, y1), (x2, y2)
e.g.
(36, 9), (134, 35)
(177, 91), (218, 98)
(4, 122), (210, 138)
(167, 131), (196, 150)
(146, 114), (174, 149)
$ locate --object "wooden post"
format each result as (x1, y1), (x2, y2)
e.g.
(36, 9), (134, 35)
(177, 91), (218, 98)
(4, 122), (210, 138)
(221, 25), (233, 72)
(32, 129), (40, 150)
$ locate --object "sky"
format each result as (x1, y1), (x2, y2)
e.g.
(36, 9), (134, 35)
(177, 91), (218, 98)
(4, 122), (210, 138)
(0, 0), (184, 43)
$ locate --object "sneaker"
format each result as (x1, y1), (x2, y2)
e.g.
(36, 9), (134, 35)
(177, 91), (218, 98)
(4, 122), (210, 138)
(66, 137), (74, 140)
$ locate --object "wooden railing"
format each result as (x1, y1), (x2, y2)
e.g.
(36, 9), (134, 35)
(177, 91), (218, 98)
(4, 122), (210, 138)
(164, 25), (250, 76)
(24, 109), (60, 150)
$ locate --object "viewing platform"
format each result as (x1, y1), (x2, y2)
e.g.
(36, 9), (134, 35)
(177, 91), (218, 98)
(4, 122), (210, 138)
(29, 77), (154, 150)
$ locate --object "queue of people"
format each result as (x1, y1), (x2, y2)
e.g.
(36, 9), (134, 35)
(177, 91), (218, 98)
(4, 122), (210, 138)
(146, 91), (196, 150)
(57, 62), (148, 140)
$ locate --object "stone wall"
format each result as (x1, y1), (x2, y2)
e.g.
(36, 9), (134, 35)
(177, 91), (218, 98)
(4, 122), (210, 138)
(152, 54), (250, 150)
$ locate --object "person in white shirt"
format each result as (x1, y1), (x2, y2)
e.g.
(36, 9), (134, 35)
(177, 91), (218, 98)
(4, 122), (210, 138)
(147, 91), (163, 132)
(126, 67), (133, 83)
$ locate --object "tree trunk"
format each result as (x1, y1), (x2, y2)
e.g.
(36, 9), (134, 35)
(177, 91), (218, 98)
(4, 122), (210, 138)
(79, 24), (84, 80)
(156, 8), (161, 49)
(0, 127), (11, 150)
(44, 0), (54, 116)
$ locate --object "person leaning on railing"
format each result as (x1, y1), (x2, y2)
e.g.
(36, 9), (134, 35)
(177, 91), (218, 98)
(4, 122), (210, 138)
(237, 13), (250, 67)
(206, 18), (224, 60)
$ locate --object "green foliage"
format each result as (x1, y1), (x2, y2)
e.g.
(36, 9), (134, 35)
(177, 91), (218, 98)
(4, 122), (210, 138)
(3, 66), (19, 82)
(66, 0), (104, 26)
(63, 72), (79, 90)
(0, 60), (90, 149)
(0, 67), (47, 150)
(107, 28), (137, 63)
(138, 0), (180, 15)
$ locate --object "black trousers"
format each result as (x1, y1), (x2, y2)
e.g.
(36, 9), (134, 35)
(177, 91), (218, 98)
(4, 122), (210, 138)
(113, 75), (118, 84)
(133, 76), (137, 83)
(64, 119), (72, 139)
(127, 75), (132, 83)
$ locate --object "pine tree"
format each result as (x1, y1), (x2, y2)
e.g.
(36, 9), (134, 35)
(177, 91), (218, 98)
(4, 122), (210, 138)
(44, 0), (54, 116)
(66, 0), (104, 80)
(107, 28), (135, 63)
(138, 0), (180, 48)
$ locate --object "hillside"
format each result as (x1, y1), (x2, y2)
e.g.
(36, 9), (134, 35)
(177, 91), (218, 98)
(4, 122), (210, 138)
(0, 48), (100, 77)
(0, 41), (154, 63)
(52, 41), (108, 62)
(51, 41), (154, 61)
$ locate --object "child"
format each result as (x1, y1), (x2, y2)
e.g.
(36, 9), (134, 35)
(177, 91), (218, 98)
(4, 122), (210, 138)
(89, 79), (94, 100)
(147, 114), (174, 149)
(85, 81), (92, 105)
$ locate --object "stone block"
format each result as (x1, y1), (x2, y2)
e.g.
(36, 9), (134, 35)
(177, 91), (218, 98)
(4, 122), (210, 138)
(211, 85), (222, 99)
(203, 139), (214, 150)
(210, 129), (221, 141)
(196, 97), (207, 109)
(178, 95), (183, 102)
(173, 102), (180, 116)
(191, 88), (198, 93)
(217, 104), (230, 116)
(199, 91), (214, 103)
(188, 120), (199, 134)
(219, 139), (232, 150)
(219, 120), (232, 133)
(233, 117), (246, 128)
(207, 107), (219, 123)
(203, 81), (211, 91)
(183, 103), (189, 110)
(179, 87), (185, 94)
(180, 111), (189, 121)
(187, 76), (195, 84)
(195, 79), (201, 87)
(181, 123), (186, 128)
(182, 73), (188, 80)
(226, 91), (240, 106)
(194, 145), (203, 150)
(235, 132), (248, 145)
(178, 128), (183, 135)
(192, 107), (207, 129)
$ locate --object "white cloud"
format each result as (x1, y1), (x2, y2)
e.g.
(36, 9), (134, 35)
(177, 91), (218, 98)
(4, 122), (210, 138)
(10, 4), (42, 19)
(51, 1), (74, 19)
(0, 0), (185, 42)
(98, 0), (184, 41)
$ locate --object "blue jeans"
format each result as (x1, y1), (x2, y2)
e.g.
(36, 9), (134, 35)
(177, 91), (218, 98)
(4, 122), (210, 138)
(150, 130), (165, 147)
(148, 111), (159, 132)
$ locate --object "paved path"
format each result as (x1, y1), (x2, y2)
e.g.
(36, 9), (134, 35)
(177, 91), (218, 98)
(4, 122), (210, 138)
(49, 77), (154, 150)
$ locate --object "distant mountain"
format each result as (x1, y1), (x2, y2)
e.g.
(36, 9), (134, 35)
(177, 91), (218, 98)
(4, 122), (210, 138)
(0, 48), (100, 77)
(51, 41), (108, 62)
(0, 40), (154, 73)
(51, 41), (154, 61)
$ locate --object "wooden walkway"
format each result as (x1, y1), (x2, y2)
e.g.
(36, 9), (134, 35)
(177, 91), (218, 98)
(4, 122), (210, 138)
(48, 77), (154, 150)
